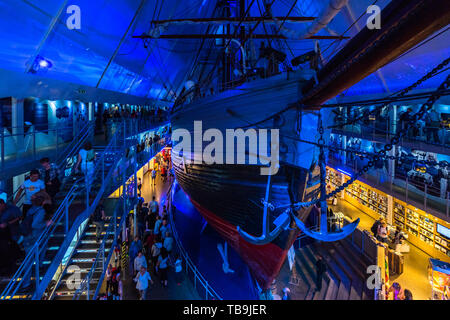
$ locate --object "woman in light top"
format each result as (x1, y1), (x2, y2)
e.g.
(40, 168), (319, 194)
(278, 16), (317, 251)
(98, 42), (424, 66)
(134, 266), (153, 300)
(74, 141), (96, 178)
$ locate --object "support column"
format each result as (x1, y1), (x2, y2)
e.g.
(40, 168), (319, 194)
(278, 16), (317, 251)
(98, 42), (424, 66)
(388, 145), (396, 185)
(12, 98), (24, 153)
(387, 195), (394, 226)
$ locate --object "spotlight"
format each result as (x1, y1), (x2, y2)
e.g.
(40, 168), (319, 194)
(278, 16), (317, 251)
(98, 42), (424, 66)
(29, 55), (53, 74)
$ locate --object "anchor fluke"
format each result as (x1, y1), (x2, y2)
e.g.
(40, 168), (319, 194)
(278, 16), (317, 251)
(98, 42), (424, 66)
(291, 214), (360, 242)
(237, 211), (290, 245)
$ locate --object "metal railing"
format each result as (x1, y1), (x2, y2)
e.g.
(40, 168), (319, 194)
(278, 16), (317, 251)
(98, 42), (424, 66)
(0, 120), (171, 300)
(71, 197), (130, 300)
(328, 156), (450, 219)
(0, 130), (122, 299)
(167, 181), (222, 300)
(0, 122), (91, 173)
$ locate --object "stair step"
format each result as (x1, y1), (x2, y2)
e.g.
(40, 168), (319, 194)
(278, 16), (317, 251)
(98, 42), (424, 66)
(324, 278), (338, 300)
(336, 282), (350, 300)
(349, 286), (361, 300)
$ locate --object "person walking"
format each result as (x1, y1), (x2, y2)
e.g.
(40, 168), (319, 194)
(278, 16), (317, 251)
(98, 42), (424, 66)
(105, 264), (113, 295)
(315, 255), (327, 292)
(151, 168), (157, 186)
(163, 231), (174, 253)
(149, 196), (159, 217)
(156, 248), (169, 287)
(14, 169), (45, 219)
(134, 266), (153, 300)
(133, 251), (147, 277)
(174, 254), (183, 286)
(129, 236), (142, 276)
(74, 142), (96, 185)
(91, 201), (106, 243)
(151, 236), (163, 273)
(39, 157), (61, 201)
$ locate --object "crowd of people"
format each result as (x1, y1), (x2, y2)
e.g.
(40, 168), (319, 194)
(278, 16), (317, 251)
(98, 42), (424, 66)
(0, 157), (61, 284)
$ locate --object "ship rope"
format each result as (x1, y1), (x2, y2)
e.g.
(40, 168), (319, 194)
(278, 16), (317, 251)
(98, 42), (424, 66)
(278, 72), (450, 210)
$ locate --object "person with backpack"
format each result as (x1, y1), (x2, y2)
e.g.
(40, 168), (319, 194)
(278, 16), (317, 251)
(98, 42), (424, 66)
(151, 236), (163, 273)
(74, 141), (96, 181)
(156, 248), (169, 287)
(92, 201), (106, 243)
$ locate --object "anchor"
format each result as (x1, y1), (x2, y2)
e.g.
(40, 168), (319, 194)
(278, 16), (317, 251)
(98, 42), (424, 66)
(291, 114), (359, 242)
(237, 174), (290, 245)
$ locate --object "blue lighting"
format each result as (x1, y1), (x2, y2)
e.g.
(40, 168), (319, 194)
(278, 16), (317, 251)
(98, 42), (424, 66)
(337, 168), (352, 177)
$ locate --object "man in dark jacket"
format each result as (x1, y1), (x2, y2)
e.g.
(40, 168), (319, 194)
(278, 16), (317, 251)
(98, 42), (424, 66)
(315, 255), (327, 292)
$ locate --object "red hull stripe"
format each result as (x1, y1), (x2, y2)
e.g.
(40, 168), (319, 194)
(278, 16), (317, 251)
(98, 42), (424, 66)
(189, 198), (289, 290)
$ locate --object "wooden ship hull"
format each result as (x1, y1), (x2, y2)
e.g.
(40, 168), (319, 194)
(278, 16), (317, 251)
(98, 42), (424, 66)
(170, 70), (327, 290)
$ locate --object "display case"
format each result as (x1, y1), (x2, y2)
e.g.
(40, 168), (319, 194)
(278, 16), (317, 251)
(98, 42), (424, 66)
(394, 199), (450, 260)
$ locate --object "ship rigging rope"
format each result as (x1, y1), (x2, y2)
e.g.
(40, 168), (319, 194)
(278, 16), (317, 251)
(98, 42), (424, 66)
(277, 72), (450, 210)
(232, 56), (450, 130)
(327, 56), (450, 129)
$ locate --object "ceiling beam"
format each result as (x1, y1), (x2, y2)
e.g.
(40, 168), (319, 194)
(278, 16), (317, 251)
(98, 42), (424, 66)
(150, 17), (316, 24)
(133, 34), (349, 40)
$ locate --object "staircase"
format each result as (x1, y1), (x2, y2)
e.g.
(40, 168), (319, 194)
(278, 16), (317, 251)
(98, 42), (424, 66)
(0, 122), (171, 300)
(51, 199), (120, 300)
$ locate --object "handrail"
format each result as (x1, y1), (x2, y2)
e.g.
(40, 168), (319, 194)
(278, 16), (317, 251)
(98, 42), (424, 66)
(0, 121), (171, 300)
(0, 131), (120, 299)
(167, 181), (222, 300)
(72, 199), (122, 300)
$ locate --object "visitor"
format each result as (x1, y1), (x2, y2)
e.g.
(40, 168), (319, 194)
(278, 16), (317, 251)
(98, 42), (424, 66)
(151, 168), (157, 186)
(161, 166), (167, 183)
(163, 231), (173, 253)
(403, 289), (413, 300)
(20, 195), (51, 289)
(116, 268), (123, 300)
(134, 266), (153, 300)
(39, 157), (61, 200)
(143, 229), (155, 260)
(134, 251), (147, 277)
(91, 200), (106, 243)
(315, 255), (327, 292)
(377, 221), (389, 243)
(174, 254), (183, 285)
(156, 248), (169, 287)
(154, 215), (162, 237)
(371, 217), (385, 237)
(137, 178), (142, 197)
(282, 287), (291, 300)
(0, 191), (21, 242)
(105, 264), (113, 295)
(0, 192), (22, 275)
(150, 196), (159, 216)
(425, 109), (441, 143)
(129, 236), (142, 276)
(151, 236), (163, 273)
(160, 218), (169, 240)
(74, 141), (96, 183)
(14, 169), (45, 219)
